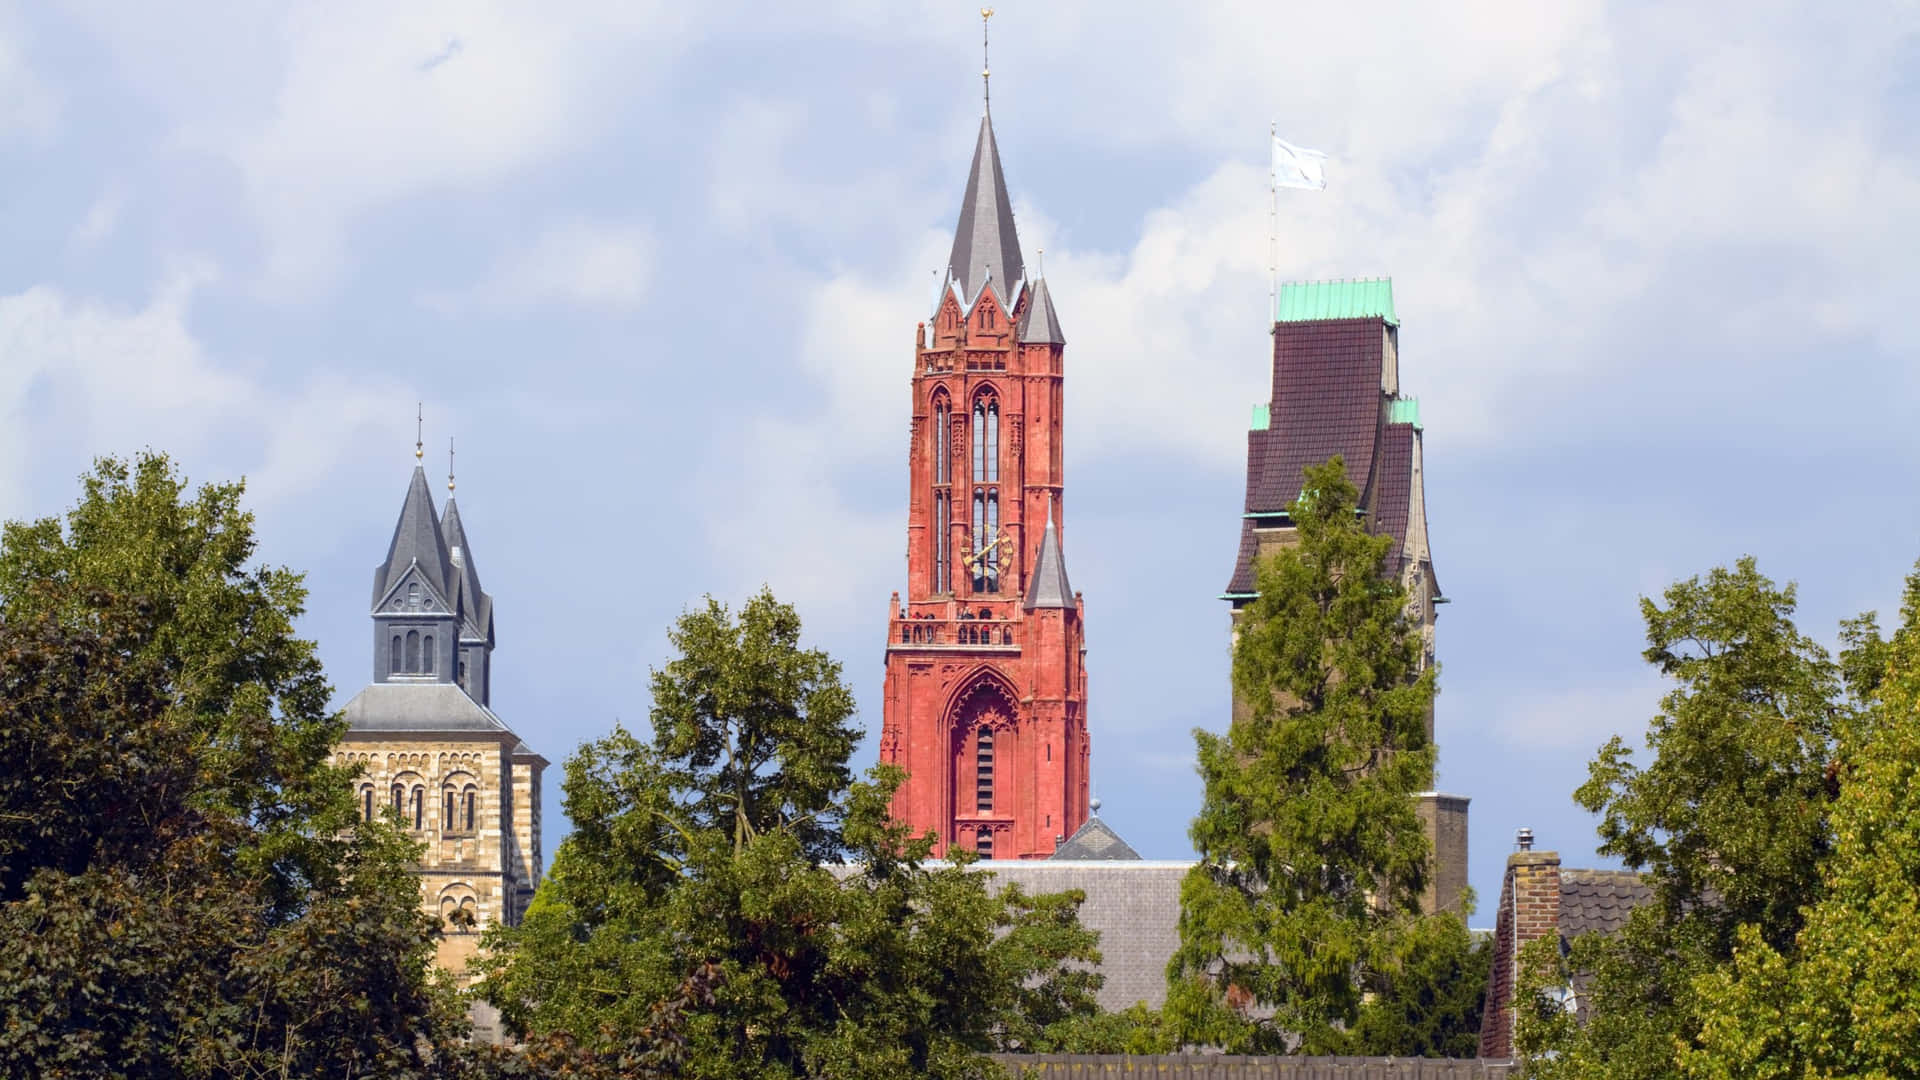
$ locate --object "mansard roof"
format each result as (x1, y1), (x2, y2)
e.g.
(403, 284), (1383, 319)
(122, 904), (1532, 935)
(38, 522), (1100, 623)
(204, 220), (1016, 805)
(373, 466), (453, 609)
(341, 682), (518, 737)
(441, 496), (494, 643)
(948, 113), (1024, 308)
(1017, 275), (1064, 344)
(1023, 512), (1074, 610)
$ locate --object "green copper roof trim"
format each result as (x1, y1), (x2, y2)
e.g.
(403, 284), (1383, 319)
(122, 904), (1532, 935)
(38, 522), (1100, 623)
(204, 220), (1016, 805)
(1275, 278), (1398, 327)
(1390, 396), (1422, 428)
(1250, 402), (1270, 431)
(1220, 592), (1258, 601)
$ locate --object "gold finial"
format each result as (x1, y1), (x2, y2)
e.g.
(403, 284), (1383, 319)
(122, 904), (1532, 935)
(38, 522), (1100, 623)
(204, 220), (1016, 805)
(447, 436), (456, 494)
(414, 403), (423, 462)
(981, 8), (994, 112)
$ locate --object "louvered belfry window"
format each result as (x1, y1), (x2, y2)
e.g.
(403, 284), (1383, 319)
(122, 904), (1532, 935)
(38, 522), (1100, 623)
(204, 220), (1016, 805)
(976, 726), (994, 814)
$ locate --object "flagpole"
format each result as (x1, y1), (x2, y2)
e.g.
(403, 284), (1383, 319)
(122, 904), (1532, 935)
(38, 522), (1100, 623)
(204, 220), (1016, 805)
(1268, 121), (1278, 324)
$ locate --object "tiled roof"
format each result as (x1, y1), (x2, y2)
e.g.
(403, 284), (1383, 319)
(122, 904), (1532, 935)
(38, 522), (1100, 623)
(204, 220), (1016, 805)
(993, 1055), (1513, 1078)
(1373, 423), (1415, 576)
(342, 683), (518, 737)
(1560, 870), (1652, 939)
(1019, 276), (1064, 344)
(1049, 815), (1141, 861)
(948, 114), (1023, 307)
(373, 467), (453, 608)
(1225, 518), (1261, 597)
(977, 861), (1192, 1012)
(1247, 319), (1386, 513)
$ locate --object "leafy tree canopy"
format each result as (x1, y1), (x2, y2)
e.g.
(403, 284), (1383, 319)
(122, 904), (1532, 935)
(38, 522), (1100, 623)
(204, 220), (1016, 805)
(1518, 557), (1847, 1079)
(0, 453), (460, 1078)
(479, 589), (1106, 1079)
(1166, 457), (1474, 1055)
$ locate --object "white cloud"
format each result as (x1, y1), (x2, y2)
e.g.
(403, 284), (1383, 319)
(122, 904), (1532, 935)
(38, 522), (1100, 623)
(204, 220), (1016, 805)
(67, 187), (126, 252)
(1485, 674), (1668, 751)
(422, 218), (655, 314)
(0, 269), (404, 518)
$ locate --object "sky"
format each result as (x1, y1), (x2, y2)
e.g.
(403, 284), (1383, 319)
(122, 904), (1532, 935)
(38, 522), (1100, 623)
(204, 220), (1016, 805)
(3, 1), (1919, 921)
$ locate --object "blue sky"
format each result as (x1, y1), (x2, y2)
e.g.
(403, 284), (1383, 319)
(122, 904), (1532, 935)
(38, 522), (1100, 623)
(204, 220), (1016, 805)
(4, 2), (1919, 921)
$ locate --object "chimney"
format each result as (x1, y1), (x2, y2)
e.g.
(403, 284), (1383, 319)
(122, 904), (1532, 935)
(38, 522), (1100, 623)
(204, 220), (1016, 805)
(1478, 829), (1562, 1060)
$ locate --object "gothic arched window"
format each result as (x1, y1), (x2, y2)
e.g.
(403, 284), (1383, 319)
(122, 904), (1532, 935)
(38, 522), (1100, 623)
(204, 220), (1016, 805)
(404, 630), (420, 673)
(362, 785), (373, 822)
(391, 783), (403, 814)
(407, 582), (420, 609)
(443, 788), (454, 830)
(463, 787), (477, 832)
(390, 635), (402, 673)
(422, 635), (434, 674)
(411, 786), (424, 831)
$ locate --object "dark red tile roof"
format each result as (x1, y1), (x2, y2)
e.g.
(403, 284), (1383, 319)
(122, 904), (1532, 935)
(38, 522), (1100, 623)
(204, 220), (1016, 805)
(1226, 518), (1260, 595)
(1373, 423), (1415, 576)
(1248, 318), (1387, 512)
(1560, 870), (1652, 939)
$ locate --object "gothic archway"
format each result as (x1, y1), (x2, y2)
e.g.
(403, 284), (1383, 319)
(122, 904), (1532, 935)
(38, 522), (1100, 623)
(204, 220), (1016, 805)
(946, 672), (1018, 823)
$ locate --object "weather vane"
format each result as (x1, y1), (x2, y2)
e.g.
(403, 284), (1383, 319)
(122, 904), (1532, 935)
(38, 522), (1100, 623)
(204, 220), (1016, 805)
(447, 436), (456, 494)
(414, 403), (423, 462)
(981, 8), (994, 112)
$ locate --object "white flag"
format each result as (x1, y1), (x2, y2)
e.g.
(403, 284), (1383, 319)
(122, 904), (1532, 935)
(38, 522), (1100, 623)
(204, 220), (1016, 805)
(1272, 135), (1327, 191)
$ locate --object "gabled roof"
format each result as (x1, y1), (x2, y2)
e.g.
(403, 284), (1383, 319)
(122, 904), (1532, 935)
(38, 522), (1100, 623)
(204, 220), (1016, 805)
(1018, 277), (1064, 344)
(373, 466), (453, 610)
(441, 497), (494, 643)
(948, 114), (1024, 308)
(1023, 512), (1074, 610)
(1050, 815), (1142, 861)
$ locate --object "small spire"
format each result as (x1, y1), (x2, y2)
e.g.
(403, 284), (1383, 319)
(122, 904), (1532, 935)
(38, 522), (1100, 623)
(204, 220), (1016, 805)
(414, 403), (424, 462)
(447, 436), (456, 494)
(981, 7), (994, 114)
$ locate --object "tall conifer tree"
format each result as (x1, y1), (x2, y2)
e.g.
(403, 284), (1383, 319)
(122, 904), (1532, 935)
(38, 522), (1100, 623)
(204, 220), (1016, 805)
(1167, 457), (1457, 1053)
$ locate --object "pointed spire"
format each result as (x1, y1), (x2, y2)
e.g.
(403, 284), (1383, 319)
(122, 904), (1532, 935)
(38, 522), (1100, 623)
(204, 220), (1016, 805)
(1018, 274), (1065, 344)
(441, 494), (493, 644)
(948, 114), (1024, 307)
(1023, 504), (1074, 610)
(371, 466), (453, 610)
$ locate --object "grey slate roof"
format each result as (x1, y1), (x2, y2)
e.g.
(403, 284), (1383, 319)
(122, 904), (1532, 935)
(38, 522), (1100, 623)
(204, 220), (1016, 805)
(1018, 276), (1065, 344)
(948, 113), (1024, 307)
(441, 497), (494, 643)
(341, 682), (517, 736)
(1023, 512), (1074, 610)
(976, 861), (1190, 1011)
(373, 466), (453, 608)
(1560, 869), (1652, 939)
(1050, 815), (1142, 861)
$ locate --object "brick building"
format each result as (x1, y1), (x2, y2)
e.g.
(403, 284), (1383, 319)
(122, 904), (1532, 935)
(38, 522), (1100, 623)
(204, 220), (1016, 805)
(331, 458), (545, 976)
(1222, 278), (1467, 915)
(1476, 831), (1652, 1059)
(879, 101), (1089, 859)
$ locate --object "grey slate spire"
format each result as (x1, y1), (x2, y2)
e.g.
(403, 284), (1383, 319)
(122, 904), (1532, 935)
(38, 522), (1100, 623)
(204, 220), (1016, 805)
(948, 114), (1024, 306)
(441, 497), (493, 642)
(1023, 508), (1074, 611)
(372, 466), (453, 608)
(1017, 274), (1064, 345)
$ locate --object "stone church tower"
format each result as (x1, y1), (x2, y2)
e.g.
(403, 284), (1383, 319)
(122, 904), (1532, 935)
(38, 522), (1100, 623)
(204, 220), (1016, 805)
(1223, 279), (1467, 915)
(879, 103), (1090, 860)
(332, 457), (546, 974)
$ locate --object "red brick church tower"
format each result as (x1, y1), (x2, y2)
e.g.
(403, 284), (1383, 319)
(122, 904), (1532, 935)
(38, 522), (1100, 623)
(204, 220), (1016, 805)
(879, 101), (1090, 860)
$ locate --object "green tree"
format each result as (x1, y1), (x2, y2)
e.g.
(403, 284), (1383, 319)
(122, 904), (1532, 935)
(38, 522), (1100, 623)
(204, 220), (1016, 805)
(1677, 564), (1920, 1078)
(0, 454), (459, 1077)
(1517, 558), (1843, 1079)
(478, 589), (1105, 1079)
(1166, 457), (1457, 1054)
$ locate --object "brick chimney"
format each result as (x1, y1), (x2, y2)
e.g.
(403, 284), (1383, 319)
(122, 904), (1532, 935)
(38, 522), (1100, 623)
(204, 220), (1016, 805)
(1478, 829), (1562, 1059)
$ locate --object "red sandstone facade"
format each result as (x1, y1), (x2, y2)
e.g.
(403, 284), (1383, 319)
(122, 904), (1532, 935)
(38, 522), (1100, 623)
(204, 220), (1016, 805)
(880, 112), (1089, 859)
